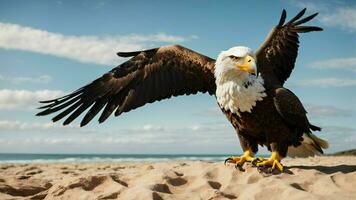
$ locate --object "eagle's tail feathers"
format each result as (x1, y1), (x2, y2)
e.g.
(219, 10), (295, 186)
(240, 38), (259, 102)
(287, 133), (329, 158)
(310, 133), (329, 149)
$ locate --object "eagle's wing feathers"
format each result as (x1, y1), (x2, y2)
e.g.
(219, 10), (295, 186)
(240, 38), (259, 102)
(256, 8), (322, 85)
(273, 88), (309, 131)
(37, 45), (216, 126)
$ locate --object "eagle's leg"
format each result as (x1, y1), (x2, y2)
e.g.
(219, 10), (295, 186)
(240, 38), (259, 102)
(255, 151), (284, 171)
(224, 133), (258, 170)
(224, 149), (255, 167)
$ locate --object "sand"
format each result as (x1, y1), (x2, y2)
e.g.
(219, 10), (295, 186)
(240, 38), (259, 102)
(0, 156), (355, 200)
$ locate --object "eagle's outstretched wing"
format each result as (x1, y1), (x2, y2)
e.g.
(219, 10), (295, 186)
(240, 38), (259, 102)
(255, 8), (322, 85)
(37, 45), (216, 126)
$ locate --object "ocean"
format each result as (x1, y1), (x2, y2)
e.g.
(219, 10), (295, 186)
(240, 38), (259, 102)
(0, 153), (235, 164)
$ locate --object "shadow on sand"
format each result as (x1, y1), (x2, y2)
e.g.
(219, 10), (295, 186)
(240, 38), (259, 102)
(287, 164), (356, 174)
(258, 165), (356, 176)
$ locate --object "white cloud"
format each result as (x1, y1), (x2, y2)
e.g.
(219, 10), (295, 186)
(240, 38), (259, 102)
(0, 120), (100, 135)
(0, 120), (233, 142)
(0, 89), (65, 110)
(289, 78), (356, 88)
(195, 107), (222, 117)
(0, 22), (190, 65)
(0, 120), (61, 131)
(292, 1), (356, 32)
(0, 120), (229, 135)
(323, 125), (355, 134)
(0, 120), (237, 154)
(0, 74), (52, 84)
(319, 7), (356, 32)
(319, 125), (356, 151)
(129, 124), (165, 132)
(188, 123), (229, 132)
(0, 119), (354, 153)
(305, 104), (353, 118)
(118, 33), (185, 43)
(308, 57), (356, 72)
(199, 104), (353, 118)
(292, 1), (330, 13)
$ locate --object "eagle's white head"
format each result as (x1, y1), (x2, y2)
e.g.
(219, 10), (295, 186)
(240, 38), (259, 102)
(214, 46), (266, 115)
(214, 46), (257, 83)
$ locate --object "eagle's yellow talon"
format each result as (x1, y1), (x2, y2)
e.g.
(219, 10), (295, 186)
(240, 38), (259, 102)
(224, 149), (254, 167)
(256, 151), (284, 172)
(273, 160), (284, 171)
(251, 157), (267, 166)
(255, 157), (266, 162)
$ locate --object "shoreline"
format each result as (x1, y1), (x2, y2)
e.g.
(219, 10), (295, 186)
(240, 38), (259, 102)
(0, 149), (355, 164)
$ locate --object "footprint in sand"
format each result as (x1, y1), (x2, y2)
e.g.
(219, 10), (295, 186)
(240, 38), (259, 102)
(61, 170), (79, 175)
(166, 177), (187, 186)
(16, 175), (31, 180)
(97, 191), (120, 199)
(25, 169), (43, 176)
(150, 183), (172, 194)
(174, 171), (184, 177)
(330, 173), (356, 192)
(207, 181), (222, 190)
(1, 165), (14, 170)
(110, 175), (128, 187)
(215, 191), (237, 199)
(0, 180), (52, 198)
(152, 192), (164, 200)
(113, 166), (126, 171)
(290, 183), (306, 191)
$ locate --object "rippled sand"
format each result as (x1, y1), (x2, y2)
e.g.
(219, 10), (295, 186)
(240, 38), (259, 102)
(0, 156), (355, 200)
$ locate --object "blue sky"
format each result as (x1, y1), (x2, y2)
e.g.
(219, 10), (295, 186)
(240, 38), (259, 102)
(0, 0), (355, 154)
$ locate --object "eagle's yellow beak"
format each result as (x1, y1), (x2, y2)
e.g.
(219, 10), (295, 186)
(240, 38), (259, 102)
(236, 55), (256, 75)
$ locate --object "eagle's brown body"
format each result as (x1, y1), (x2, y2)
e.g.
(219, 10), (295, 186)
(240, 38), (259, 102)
(222, 86), (318, 158)
(37, 8), (327, 161)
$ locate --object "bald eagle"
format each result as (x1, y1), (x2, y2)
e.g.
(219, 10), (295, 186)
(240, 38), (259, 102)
(37, 8), (328, 171)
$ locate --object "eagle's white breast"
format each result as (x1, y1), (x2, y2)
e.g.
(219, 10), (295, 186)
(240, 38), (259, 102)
(215, 72), (267, 116)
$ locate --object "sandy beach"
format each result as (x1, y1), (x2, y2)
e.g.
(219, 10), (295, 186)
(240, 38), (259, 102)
(0, 156), (355, 200)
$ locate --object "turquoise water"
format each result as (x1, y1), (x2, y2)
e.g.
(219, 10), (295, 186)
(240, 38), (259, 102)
(0, 153), (235, 163)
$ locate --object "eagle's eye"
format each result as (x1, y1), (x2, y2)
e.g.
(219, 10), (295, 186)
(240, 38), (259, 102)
(229, 55), (242, 60)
